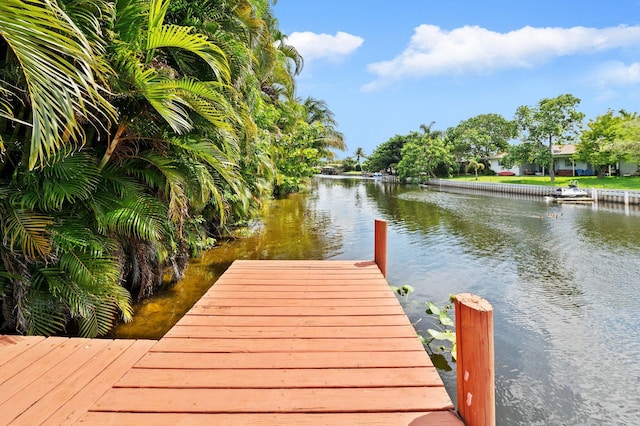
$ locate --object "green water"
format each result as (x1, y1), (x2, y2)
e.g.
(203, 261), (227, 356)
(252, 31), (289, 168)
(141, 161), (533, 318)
(114, 176), (640, 425)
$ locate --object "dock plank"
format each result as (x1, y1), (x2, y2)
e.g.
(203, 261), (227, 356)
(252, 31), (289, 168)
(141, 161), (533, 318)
(77, 411), (461, 425)
(165, 324), (419, 338)
(135, 350), (434, 369)
(152, 336), (424, 352)
(116, 366), (444, 388)
(175, 313), (411, 326)
(92, 387), (454, 413)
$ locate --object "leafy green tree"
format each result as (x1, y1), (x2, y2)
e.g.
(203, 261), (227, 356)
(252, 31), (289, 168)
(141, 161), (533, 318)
(514, 94), (585, 181)
(363, 135), (408, 173)
(447, 113), (516, 162)
(576, 110), (632, 177)
(615, 116), (640, 164)
(501, 141), (552, 174)
(396, 132), (454, 181)
(341, 156), (357, 172)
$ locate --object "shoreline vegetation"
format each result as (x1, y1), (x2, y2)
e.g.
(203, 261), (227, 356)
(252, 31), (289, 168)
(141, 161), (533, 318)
(338, 171), (640, 190)
(0, 0), (345, 338)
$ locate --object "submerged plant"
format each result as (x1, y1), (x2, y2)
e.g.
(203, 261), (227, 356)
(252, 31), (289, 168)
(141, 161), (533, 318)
(391, 284), (414, 302)
(423, 296), (457, 361)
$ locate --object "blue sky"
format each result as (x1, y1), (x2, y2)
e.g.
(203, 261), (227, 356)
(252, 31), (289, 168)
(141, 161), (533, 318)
(273, 1), (640, 158)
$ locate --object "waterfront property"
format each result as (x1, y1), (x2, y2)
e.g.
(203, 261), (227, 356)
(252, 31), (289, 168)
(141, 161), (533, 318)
(485, 144), (640, 177)
(0, 225), (470, 424)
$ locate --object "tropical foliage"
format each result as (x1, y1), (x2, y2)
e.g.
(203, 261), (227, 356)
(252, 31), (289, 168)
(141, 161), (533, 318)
(365, 124), (455, 182)
(577, 110), (640, 176)
(446, 113), (516, 163)
(0, 0), (343, 337)
(396, 131), (454, 181)
(513, 94), (585, 181)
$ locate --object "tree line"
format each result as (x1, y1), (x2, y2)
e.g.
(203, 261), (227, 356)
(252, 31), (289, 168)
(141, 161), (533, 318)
(0, 0), (344, 336)
(361, 94), (640, 182)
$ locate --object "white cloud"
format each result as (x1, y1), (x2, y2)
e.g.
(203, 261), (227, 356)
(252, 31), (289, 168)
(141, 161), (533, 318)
(591, 61), (640, 87)
(287, 31), (364, 62)
(363, 24), (640, 91)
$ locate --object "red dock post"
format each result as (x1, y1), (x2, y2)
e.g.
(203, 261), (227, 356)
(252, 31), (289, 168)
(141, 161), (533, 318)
(374, 219), (387, 277)
(455, 293), (495, 426)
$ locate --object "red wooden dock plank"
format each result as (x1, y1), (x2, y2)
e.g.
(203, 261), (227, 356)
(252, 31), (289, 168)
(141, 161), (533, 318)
(176, 313), (411, 326)
(215, 276), (389, 284)
(153, 336), (424, 352)
(197, 295), (398, 305)
(135, 350), (434, 369)
(91, 386), (454, 413)
(116, 366), (444, 388)
(0, 338), (92, 406)
(1, 338), (102, 423)
(10, 339), (117, 425)
(165, 324), (418, 338)
(77, 411), (461, 425)
(199, 290), (393, 299)
(0, 337), (68, 385)
(188, 304), (407, 316)
(205, 284), (391, 292)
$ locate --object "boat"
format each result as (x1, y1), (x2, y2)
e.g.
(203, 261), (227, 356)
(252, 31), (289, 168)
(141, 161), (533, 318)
(551, 181), (589, 198)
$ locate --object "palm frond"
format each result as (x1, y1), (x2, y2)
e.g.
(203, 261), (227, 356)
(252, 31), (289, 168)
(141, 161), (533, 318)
(147, 24), (230, 82)
(3, 206), (53, 259)
(77, 299), (117, 337)
(143, 77), (193, 134)
(103, 194), (166, 241)
(127, 150), (187, 226)
(148, 0), (171, 34)
(175, 79), (235, 130)
(112, 0), (147, 45)
(0, 0), (116, 169)
(21, 152), (101, 211)
(22, 287), (68, 336)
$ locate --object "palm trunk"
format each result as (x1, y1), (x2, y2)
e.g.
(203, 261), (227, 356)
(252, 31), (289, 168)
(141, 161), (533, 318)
(99, 122), (127, 170)
(548, 135), (555, 182)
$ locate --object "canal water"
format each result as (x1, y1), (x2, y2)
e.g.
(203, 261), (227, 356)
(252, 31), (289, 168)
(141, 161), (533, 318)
(114, 176), (640, 425)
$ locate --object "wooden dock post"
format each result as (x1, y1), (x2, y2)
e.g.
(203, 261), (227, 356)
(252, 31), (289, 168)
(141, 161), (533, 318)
(374, 219), (387, 277)
(455, 293), (495, 426)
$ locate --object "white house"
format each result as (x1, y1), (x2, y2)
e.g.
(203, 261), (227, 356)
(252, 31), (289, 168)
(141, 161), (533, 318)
(484, 143), (639, 176)
(486, 153), (519, 175)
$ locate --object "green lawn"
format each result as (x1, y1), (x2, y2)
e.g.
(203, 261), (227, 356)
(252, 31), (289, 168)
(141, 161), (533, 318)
(449, 175), (640, 190)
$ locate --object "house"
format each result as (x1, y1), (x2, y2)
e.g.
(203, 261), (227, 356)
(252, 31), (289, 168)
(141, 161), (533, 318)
(487, 143), (639, 177)
(549, 144), (592, 176)
(320, 165), (339, 175)
(550, 144), (638, 176)
(486, 153), (520, 175)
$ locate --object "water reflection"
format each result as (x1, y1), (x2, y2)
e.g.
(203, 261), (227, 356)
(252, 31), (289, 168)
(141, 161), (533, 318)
(114, 176), (640, 425)
(313, 177), (640, 425)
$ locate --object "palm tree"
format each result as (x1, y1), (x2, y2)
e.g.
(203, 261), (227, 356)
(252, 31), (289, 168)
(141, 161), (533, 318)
(302, 97), (346, 153)
(467, 158), (485, 180)
(354, 147), (367, 171)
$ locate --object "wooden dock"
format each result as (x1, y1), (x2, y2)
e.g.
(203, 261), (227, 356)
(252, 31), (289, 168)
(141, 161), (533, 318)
(1, 260), (461, 425)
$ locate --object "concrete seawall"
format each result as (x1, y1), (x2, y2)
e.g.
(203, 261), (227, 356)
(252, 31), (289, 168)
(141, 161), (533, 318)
(427, 179), (640, 206)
